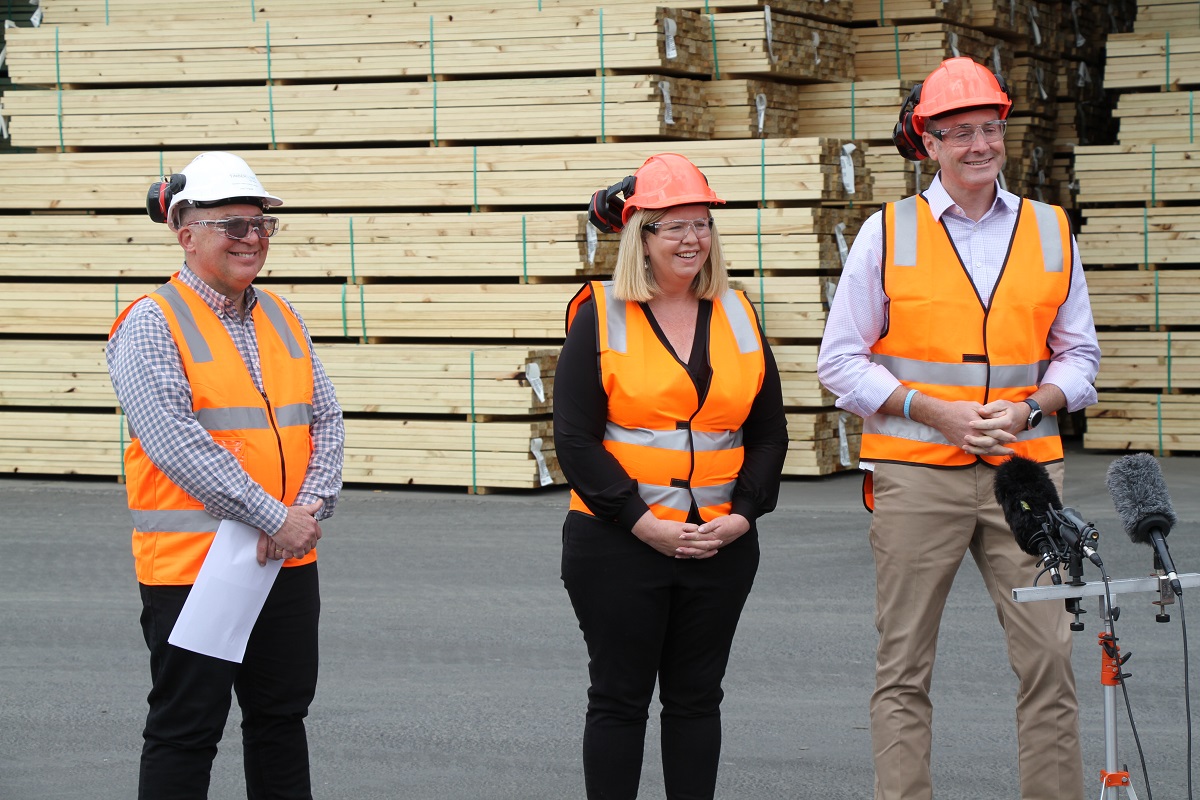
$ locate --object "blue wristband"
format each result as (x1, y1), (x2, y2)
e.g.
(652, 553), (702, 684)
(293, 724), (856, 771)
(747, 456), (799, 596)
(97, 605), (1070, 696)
(902, 389), (918, 421)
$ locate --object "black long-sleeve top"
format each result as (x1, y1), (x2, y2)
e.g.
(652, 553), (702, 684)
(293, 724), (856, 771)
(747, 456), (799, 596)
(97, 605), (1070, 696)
(553, 295), (789, 530)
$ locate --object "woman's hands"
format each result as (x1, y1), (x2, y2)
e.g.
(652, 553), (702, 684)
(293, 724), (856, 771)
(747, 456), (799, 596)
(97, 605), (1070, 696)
(631, 511), (750, 559)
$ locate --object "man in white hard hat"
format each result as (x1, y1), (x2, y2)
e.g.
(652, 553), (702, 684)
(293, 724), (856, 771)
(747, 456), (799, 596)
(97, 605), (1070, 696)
(108, 151), (344, 799)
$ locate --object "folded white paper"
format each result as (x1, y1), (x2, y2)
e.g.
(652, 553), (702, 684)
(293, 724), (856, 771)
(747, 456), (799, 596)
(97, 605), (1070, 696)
(168, 519), (282, 663)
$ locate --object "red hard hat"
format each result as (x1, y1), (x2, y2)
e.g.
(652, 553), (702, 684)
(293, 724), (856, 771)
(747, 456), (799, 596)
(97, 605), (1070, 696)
(912, 57), (1012, 136)
(621, 153), (724, 224)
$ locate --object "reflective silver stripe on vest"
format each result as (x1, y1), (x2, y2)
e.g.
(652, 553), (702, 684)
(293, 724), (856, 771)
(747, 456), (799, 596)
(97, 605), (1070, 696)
(870, 354), (1049, 389)
(598, 281), (628, 354)
(156, 283), (214, 363)
(604, 422), (742, 452)
(890, 195), (919, 267)
(275, 402), (315, 428)
(638, 480), (736, 513)
(131, 508), (221, 533)
(864, 412), (1060, 442)
(717, 289), (761, 354)
(196, 406), (270, 431)
(253, 287), (307, 358)
(1028, 200), (1064, 273)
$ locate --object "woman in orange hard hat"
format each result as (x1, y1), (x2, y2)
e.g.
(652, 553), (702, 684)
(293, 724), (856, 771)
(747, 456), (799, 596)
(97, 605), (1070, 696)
(556, 153), (789, 799)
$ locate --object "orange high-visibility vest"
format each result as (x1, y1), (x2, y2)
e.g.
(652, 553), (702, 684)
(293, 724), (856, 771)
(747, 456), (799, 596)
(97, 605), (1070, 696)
(110, 275), (316, 585)
(565, 281), (766, 523)
(860, 194), (1071, 470)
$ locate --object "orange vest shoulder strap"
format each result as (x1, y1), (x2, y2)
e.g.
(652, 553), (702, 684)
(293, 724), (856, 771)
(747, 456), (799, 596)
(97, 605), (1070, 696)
(565, 281), (601, 334)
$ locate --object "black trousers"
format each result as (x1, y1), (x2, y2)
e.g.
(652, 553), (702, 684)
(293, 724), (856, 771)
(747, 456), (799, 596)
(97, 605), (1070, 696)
(138, 562), (320, 800)
(561, 512), (760, 800)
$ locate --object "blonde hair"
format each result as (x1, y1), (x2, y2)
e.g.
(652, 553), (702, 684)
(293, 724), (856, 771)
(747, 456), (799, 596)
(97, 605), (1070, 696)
(610, 207), (728, 302)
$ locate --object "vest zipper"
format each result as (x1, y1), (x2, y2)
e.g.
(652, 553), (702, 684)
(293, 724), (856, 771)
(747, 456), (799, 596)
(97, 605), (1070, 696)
(261, 390), (287, 500)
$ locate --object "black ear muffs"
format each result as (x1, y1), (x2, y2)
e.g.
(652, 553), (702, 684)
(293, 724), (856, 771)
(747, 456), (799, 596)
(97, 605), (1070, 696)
(892, 83), (928, 162)
(146, 173), (186, 224)
(587, 174), (636, 234)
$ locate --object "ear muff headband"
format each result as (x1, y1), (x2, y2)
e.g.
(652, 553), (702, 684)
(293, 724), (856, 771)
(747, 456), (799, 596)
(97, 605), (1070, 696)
(892, 83), (927, 162)
(587, 174), (636, 234)
(146, 173), (186, 224)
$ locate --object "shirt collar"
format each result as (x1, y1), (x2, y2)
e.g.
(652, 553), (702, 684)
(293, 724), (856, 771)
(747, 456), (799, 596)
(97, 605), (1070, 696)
(921, 172), (1020, 222)
(178, 262), (256, 319)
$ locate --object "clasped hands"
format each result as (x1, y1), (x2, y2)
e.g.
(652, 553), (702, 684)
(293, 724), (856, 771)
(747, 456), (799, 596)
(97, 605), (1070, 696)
(945, 399), (1028, 457)
(632, 510), (750, 560)
(255, 500), (324, 566)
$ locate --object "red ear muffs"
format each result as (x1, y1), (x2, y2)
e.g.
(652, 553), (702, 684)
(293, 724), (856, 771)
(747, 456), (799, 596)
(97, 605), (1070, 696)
(146, 173), (186, 224)
(587, 174), (636, 234)
(892, 83), (928, 162)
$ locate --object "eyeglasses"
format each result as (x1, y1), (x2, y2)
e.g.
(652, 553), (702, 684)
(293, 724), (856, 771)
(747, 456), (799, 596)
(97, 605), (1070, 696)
(185, 215), (279, 240)
(642, 217), (714, 241)
(929, 119), (1007, 147)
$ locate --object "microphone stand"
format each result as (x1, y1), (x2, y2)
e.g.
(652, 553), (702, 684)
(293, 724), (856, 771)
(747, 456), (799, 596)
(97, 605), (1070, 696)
(1013, 571), (1200, 800)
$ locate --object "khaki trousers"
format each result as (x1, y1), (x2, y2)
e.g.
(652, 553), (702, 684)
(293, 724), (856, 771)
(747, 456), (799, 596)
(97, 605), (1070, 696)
(868, 461), (1084, 800)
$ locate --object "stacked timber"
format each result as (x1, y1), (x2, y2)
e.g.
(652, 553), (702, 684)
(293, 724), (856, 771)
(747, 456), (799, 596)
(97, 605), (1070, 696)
(5, 8), (711, 84)
(0, 139), (867, 211)
(710, 10), (856, 82)
(7, 0), (855, 26)
(4, 75), (712, 149)
(0, 0), (1139, 484)
(853, 24), (1014, 83)
(1074, 1), (1200, 454)
(851, 0), (970, 26)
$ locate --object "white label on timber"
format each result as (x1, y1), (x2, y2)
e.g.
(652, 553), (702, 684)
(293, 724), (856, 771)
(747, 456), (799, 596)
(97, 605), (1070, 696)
(0, 44), (5, 71)
(838, 413), (851, 467)
(1028, 5), (1042, 47)
(525, 362), (546, 403)
(755, 94), (767, 136)
(825, 278), (837, 309)
(949, 32), (960, 59)
(839, 143), (856, 195)
(764, 7), (777, 64)
(812, 32), (821, 66)
(834, 222), (848, 267)
(1036, 66), (1048, 101)
(663, 18), (678, 60)
(530, 438), (553, 486)
(30, 1), (42, 27)
(659, 82), (674, 126)
(586, 223), (598, 265)
(913, 160), (924, 193)
(992, 46), (1002, 75)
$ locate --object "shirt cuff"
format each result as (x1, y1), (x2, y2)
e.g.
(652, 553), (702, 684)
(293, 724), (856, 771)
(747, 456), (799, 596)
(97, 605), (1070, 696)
(248, 495), (290, 536)
(616, 492), (652, 531)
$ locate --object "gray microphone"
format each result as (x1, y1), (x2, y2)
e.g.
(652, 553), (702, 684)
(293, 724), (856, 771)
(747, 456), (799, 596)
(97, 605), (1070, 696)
(1106, 453), (1182, 596)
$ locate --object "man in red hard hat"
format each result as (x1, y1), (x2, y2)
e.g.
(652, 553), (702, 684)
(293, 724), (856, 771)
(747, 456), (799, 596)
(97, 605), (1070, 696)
(818, 57), (1100, 800)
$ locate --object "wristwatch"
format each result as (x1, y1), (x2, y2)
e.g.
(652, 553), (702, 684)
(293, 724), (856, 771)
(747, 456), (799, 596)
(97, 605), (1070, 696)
(1024, 398), (1043, 431)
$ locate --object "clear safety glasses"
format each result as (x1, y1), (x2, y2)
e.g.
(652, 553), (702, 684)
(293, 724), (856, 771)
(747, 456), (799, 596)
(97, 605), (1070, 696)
(185, 215), (280, 241)
(642, 217), (714, 241)
(929, 119), (1007, 147)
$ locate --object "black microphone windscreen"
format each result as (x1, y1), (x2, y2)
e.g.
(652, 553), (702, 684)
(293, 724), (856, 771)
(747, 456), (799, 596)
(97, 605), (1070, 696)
(1105, 453), (1177, 543)
(993, 455), (1063, 557)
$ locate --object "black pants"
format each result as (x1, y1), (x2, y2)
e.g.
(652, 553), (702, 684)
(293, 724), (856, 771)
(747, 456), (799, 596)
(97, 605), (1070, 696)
(561, 512), (760, 800)
(138, 563), (320, 800)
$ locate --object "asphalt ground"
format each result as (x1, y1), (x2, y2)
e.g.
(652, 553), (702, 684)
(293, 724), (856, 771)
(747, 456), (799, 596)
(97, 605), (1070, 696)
(2, 440), (1199, 800)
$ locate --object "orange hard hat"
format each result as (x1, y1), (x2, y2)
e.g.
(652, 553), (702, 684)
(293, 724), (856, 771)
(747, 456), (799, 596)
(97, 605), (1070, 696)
(912, 57), (1013, 136)
(620, 153), (724, 224)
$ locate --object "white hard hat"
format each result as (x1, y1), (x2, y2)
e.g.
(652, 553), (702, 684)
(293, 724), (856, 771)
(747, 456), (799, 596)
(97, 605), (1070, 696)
(167, 151), (283, 223)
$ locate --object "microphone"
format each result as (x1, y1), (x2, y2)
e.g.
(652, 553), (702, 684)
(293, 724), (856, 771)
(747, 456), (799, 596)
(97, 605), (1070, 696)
(1106, 452), (1182, 596)
(1046, 505), (1104, 569)
(993, 455), (1064, 584)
